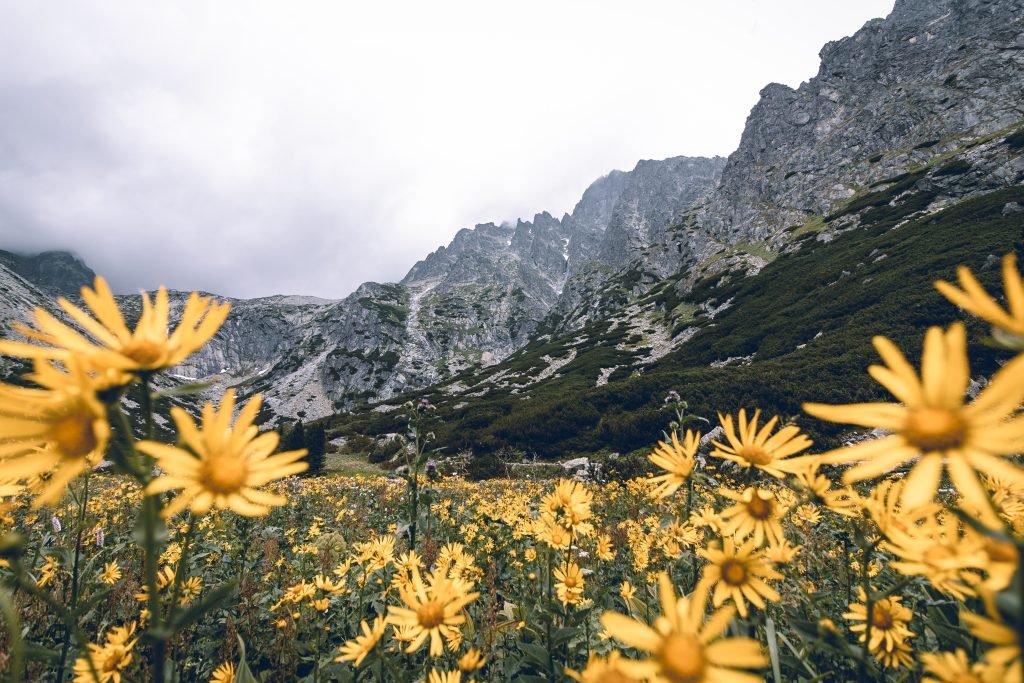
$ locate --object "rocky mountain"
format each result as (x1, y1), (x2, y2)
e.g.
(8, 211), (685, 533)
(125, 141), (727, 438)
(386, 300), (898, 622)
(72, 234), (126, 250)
(2, 0), (1022, 434)
(685, 0), (1024, 262)
(157, 153), (725, 422)
(0, 249), (95, 297)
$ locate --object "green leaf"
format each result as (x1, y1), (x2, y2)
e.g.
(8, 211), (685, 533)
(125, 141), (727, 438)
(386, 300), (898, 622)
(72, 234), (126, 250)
(551, 626), (578, 647)
(235, 634), (261, 683)
(765, 616), (782, 683)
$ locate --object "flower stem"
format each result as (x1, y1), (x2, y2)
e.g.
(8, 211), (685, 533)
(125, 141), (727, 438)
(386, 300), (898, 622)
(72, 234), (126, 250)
(56, 473), (91, 683)
(167, 516), (197, 618)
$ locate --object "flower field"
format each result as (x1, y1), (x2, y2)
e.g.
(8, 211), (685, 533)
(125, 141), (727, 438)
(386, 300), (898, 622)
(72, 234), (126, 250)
(1, 259), (1024, 682)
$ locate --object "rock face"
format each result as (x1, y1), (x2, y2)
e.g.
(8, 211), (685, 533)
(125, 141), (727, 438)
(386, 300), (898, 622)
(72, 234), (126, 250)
(692, 0), (1024, 251)
(0, 250), (95, 297)
(2, 0), (1022, 424)
(0, 260), (57, 378)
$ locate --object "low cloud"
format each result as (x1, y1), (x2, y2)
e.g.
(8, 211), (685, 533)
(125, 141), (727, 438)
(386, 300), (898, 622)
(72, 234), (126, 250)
(0, 1), (893, 299)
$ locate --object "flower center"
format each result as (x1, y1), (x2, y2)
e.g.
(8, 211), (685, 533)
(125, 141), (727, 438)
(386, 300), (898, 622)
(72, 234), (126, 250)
(870, 604), (894, 630)
(49, 412), (97, 459)
(121, 339), (165, 367)
(201, 455), (249, 495)
(721, 559), (748, 586)
(904, 407), (965, 451)
(745, 494), (774, 520)
(417, 600), (446, 629)
(738, 444), (773, 466)
(660, 633), (706, 683)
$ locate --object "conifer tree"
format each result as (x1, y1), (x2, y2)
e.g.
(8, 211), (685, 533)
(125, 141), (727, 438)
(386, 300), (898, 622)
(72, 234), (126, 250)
(305, 423), (327, 476)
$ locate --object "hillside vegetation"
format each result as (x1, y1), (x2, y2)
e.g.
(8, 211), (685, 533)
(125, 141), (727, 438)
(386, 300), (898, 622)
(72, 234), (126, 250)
(330, 186), (1023, 460)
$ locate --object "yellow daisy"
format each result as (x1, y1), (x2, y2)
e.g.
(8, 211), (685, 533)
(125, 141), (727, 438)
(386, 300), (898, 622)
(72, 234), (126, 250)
(718, 487), (787, 548)
(427, 670), (461, 683)
(138, 390), (308, 517)
(921, 648), (1002, 683)
(711, 409), (812, 477)
(935, 253), (1024, 347)
(336, 616), (386, 667)
(647, 429), (699, 499)
(804, 323), (1024, 527)
(554, 560), (586, 606)
(566, 651), (640, 682)
(962, 607), (1021, 682)
(600, 573), (766, 683)
(99, 560), (122, 585)
(541, 478), (594, 533)
(386, 566), (479, 657)
(72, 621), (138, 683)
(458, 648), (486, 672)
(698, 537), (782, 618)
(0, 359), (109, 506)
(210, 661), (236, 683)
(0, 276), (229, 374)
(843, 588), (914, 658)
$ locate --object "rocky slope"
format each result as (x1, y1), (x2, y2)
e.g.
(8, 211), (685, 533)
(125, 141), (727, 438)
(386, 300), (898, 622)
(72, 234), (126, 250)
(684, 0), (1024, 263)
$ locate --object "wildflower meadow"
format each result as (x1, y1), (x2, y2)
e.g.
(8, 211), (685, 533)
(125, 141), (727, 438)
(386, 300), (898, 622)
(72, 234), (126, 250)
(1, 258), (1024, 681)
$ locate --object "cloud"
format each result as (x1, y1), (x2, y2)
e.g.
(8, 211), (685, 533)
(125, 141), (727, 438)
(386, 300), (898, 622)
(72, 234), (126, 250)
(0, 0), (894, 299)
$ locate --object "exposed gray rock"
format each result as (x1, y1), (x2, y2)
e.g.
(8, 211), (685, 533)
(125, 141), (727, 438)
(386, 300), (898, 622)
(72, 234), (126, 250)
(693, 0), (1024, 253)
(0, 249), (95, 297)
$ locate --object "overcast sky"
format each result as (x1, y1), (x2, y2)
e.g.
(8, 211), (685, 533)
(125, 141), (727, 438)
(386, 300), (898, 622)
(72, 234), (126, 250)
(0, 1), (894, 299)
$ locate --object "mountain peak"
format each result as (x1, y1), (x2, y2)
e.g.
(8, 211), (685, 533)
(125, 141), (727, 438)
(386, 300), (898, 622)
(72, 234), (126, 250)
(0, 249), (96, 297)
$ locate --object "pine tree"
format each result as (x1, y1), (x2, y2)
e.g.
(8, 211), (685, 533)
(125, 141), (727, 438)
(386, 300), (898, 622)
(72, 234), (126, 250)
(283, 420), (305, 455)
(305, 424), (327, 476)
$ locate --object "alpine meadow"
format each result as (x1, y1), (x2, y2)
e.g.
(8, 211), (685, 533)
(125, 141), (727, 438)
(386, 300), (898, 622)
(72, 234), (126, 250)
(3, 1), (1024, 681)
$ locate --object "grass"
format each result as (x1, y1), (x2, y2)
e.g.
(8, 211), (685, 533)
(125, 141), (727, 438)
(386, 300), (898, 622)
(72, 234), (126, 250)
(323, 452), (388, 477)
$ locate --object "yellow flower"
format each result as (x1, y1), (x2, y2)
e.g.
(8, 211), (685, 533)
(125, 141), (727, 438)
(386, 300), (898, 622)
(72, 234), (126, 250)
(921, 649), (1002, 683)
(600, 573), (766, 683)
(99, 561), (122, 585)
(210, 662), (236, 683)
(698, 537), (782, 618)
(541, 479), (594, 534)
(647, 430), (699, 499)
(962, 607), (1021, 682)
(566, 651), (641, 682)
(718, 487), (787, 548)
(0, 359), (109, 506)
(534, 515), (573, 550)
(711, 409), (812, 477)
(935, 253), (1024, 347)
(139, 390), (308, 517)
(554, 560), (586, 606)
(843, 588), (914, 660)
(72, 622), (138, 683)
(458, 648), (486, 672)
(763, 540), (801, 564)
(0, 276), (229, 373)
(881, 511), (986, 600)
(804, 323), (1024, 527)
(37, 556), (60, 588)
(619, 580), (637, 602)
(336, 616), (386, 667)
(427, 670), (461, 683)
(386, 566), (479, 657)
(595, 534), (615, 561)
